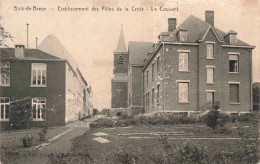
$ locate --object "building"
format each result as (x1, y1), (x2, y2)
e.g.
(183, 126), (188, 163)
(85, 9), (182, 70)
(253, 82), (260, 111)
(143, 11), (254, 115)
(128, 41), (153, 115)
(112, 11), (255, 116)
(0, 35), (92, 130)
(111, 26), (128, 112)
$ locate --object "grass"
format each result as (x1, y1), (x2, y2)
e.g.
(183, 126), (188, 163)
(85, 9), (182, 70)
(0, 126), (69, 163)
(64, 122), (258, 164)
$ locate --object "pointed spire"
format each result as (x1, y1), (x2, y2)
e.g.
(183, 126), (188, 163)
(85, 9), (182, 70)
(114, 24), (127, 53)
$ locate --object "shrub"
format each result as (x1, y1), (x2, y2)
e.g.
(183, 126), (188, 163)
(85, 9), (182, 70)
(21, 134), (34, 148)
(90, 118), (115, 129)
(9, 97), (32, 130)
(39, 125), (48, 141)
(240, 142), (259, 163)
(205, 110), (219, 129)
(115, 145), (142, 164)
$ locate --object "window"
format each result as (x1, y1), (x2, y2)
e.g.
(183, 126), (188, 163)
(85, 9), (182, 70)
(146, 70), (149, 85)
(206, 92), (214, 108)
(178, 82), (189, 102)
(229, 55), (239, 73)
(179, 31), (187, 42)
(207, 44), (214, 59)
(0, 97), (10, 120)
(32, 97), (46, 120)
(230, 84), (239, 103)
(152, 63), (154, 80)
(207, 67), (214, 83)
(157, 56), (160, 75)
(31, 63), (47, 86)
(230, 34), (237, 44)
(157, 84), (160, 105)
(147, 92), (150, 107)
(152, 88), (154, 106)
(179, 53), (188, 71)
(118, 56), (124, 65)
(0, 62), (10, 86)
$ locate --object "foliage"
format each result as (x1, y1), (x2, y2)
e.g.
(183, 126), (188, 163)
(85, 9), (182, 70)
(90, 118), (115, 128)
(115, 145), (142, 164)
(0, 16), (13, 48)
(205, 109), (220, 129)
(9, 97), (32, 130)
(39, 124), (48, 141)
(79, 114), (91, 121)
(21, 134), (34, 147)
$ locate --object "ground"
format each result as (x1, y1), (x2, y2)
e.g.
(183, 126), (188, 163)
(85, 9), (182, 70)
(68, 122), (258, 164)
(0, 118), (96, 164)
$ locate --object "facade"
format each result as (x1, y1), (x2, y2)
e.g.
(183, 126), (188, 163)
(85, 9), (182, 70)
(0, 37), (92, 130)
(143, 11), (254, 115)
(111, 26), (128, 111)
(128, 41), (153, 115)
(253, 82), (260, 111)
(112, 11), (254, 116)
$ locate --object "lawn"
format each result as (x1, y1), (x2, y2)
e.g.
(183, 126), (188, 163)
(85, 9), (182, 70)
(59, 122), (258, 164)
(0, 126), (69, 163)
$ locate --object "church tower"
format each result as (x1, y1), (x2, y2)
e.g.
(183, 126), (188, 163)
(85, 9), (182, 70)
(111, 25), (129, 109)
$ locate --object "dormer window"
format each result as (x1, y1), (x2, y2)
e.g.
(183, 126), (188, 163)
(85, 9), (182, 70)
(179, 31), (187, 42)
(230, 34), (237, 44)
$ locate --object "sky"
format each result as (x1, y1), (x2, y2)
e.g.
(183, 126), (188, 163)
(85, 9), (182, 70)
(0, 0), (259, 110)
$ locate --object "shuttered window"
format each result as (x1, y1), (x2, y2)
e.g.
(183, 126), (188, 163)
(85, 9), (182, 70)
(179, 53), (188, 71)
(230, 84), (239, 103)
(207, 44), (214, 59)
(207, 68), (214, 83)
(179, 82), (189, 102)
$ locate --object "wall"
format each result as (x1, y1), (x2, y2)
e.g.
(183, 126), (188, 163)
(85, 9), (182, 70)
(111, 81), (128, 108)
(143, 46), (164, 113)
(0, 59), (66, 127)
(65, 64), (87, 122)
(113, 52), (129, 74)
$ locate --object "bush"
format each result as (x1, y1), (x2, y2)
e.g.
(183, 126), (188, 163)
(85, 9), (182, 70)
(21, 134), (34, 148)
(9, 97), (32, 130)
(39, 125), (48, 141)
(115, 145), (142, 164)
(205, 109), (222, 129)
(90, 118), (115, 129)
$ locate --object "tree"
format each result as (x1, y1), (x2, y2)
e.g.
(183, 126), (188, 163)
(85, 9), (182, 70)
(0, 16), (13, 48)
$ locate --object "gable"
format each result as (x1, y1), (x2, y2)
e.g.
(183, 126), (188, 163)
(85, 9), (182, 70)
(199, 26), (223, 43)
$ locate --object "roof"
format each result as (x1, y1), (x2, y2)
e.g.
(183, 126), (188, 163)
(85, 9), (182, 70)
(0, 48), (61, 60)
(165, 15), (251, 46)
(253, 82), (260, 88)
(38, 34), (78, 69)
(128, 41), (154, 66)
(114, 25), (127, 53)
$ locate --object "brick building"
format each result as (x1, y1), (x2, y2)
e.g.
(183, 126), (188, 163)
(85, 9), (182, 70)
(143, 11), (254, 115)
(0, 35), (92, 130)
(112, 11), (254, 116)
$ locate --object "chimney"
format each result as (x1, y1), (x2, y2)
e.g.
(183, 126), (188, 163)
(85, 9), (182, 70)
(205, 11), (214, 26)
(168, 18), (176, 32)
(15, 45), (25, 58)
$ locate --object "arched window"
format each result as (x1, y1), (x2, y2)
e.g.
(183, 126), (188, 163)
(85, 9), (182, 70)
(118, 56), (123, 65)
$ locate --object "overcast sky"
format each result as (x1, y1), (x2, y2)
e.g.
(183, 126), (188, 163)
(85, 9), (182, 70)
(0, 0), (259, 110)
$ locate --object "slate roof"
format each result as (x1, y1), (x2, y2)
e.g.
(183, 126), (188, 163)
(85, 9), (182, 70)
(164, 15), (251, 46)
(114, 25), (127, 53)
(0, 48), (61, 60)
(128, 41), (154, 66)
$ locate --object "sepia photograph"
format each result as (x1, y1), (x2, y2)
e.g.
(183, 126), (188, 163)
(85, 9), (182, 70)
(0, 0), (260, 163)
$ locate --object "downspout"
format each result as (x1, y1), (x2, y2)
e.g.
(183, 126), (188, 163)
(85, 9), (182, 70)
(163, 43), (165, 112)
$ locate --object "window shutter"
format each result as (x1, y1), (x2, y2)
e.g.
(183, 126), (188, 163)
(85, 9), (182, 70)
(230, 84), (239, 102)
